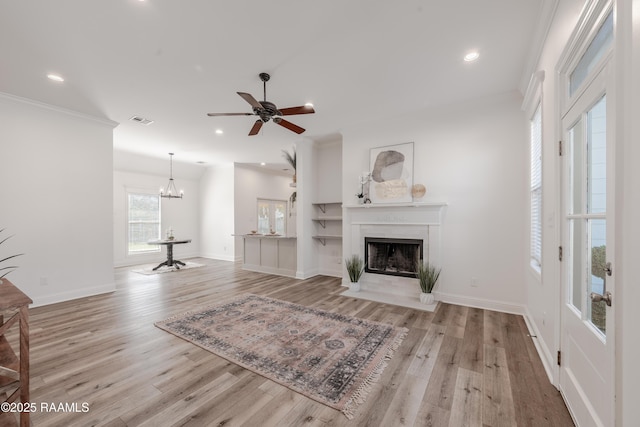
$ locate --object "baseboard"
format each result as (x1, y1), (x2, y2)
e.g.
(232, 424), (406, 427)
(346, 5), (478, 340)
(435, 291), (526, 315)
(115, 251), (203, 268)
(296, 267), (319, 280)
(242, 263), (297, 278)
(199, 252), (235, 262)
(31, 282), (116, 308)
(523, 308), (557, 385)
(316, 268), (341, 278)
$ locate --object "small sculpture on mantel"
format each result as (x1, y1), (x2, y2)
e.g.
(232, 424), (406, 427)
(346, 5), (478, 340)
(412, 184), (426, 200)
(358, 172), (372, 204)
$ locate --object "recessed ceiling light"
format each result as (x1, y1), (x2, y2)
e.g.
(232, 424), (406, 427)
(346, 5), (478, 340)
(260, 162), (266, 166)
(47, 74), (64, 82)
(464, 52), (479, 62)
(215, 129), (223, 135)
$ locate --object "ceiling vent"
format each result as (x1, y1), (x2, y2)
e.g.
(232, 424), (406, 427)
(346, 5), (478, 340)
(129, 115), (154, 125)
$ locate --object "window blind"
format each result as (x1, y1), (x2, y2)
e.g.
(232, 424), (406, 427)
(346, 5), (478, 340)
(530, 104), (542, 268)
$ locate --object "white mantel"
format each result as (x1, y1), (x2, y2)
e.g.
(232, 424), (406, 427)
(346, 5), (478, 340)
(342, 202), (447, 311)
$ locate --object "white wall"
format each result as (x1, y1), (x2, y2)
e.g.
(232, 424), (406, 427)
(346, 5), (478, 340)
(312, 139), (343, 276)
(210, 163), (293, 262)
(342, 92), (528, 312)
(200, 164), (235, 261)
(521, 0), (586, 382)
(113, 169), (200, 267)
(0, 93), (116, 306)
(314, 139), (343, 203)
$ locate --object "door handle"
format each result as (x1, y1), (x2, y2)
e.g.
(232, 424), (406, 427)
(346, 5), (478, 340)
(603, 262), (613, 276)
(590, 291), (612, 307)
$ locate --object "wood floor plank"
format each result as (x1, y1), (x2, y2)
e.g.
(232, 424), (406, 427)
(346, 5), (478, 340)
(422, 334), (464, 411)
(414, 401), (451, 427)
(483, 345), (516, 426)
(379, 372), (430, 427)
(20, 258), (573, 426)
(459, 307), (484, 374)
(135, 371), (245, 426)
(448, 368), (483, 427)
(407, 324), (446, 379)
(483, 308), (505, 348)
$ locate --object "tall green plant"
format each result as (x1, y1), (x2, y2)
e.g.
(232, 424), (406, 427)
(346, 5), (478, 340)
(416, 262), (441, 293)
(281, 147), (296, 172)
(345, 255), (365, 283)
(0, 229), (23, 281)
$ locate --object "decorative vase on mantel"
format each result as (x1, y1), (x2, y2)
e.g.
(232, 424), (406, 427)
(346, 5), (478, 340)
(349, 281), (361, 292)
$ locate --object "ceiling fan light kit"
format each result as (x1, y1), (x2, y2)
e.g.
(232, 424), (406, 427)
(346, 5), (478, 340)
(207, 72), (315, 136)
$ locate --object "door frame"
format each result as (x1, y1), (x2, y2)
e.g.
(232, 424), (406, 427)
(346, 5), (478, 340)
(555, 1), (615, 425)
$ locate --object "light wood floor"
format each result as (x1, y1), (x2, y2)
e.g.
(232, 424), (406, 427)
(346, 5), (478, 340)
(19, 258), (573, 426)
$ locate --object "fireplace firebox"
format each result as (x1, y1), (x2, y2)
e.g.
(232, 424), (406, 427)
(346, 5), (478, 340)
(364, 237), (423, 278)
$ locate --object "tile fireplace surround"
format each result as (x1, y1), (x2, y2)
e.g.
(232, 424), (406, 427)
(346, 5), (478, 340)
(341, 202), (447, 311)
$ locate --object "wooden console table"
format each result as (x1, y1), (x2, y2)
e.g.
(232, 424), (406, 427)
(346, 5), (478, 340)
(0, 279), (32, 427)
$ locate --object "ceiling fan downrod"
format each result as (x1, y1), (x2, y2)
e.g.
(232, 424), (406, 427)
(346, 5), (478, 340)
(259, 72), (270, 102)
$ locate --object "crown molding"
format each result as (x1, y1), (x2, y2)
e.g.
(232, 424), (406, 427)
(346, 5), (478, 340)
(518, 0), (560, 96)
(0, 91), (119, 128)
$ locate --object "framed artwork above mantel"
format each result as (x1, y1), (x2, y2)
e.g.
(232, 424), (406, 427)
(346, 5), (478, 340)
(369, 142), (414, 204)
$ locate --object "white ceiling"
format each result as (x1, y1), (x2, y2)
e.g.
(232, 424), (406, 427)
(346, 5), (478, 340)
(0, 0), (546, 168)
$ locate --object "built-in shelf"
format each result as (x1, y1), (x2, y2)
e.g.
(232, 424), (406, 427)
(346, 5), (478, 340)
(312, 202), (342, 246)
(313, 202), (341, 214)
(312, 217), (342, 228)
(312, 235), (342, 246)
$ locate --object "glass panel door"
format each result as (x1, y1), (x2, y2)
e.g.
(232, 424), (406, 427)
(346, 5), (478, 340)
(558, 6), (614, 426)
(257, 201), (271, 235)
(257, 199), (288, 235)
(567, 95), (607, 334)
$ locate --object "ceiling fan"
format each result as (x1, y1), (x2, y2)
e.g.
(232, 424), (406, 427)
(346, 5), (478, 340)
(207, 72), (315, 136)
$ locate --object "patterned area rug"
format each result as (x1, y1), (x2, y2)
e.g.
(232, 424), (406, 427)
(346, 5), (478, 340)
(155, 294), (408, 419)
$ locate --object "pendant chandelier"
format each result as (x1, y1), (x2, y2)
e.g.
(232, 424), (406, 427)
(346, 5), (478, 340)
(160, 153), (183, 199)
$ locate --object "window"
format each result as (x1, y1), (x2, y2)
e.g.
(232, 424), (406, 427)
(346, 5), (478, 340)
(257, 199), (287, 235)
(128, 192), (161, 254)
(530, 103), (542, 270)
(569, 11), (613, 97)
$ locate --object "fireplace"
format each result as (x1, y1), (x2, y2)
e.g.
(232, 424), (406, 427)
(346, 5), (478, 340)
(364, 237), (423, 278)
(342, 202), (446, 309)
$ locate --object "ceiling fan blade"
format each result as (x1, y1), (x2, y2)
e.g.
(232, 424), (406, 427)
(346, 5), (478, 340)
(207, 112), (254, 117)
(237, 92), (263, 110)
(276, 118), (305, 134)
(278, 105), (315, 116)
(248, 120), (263, 136)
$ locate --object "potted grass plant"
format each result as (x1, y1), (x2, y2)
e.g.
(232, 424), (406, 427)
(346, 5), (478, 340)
(416, 261), (441, 304)
(0, 229), (23, 284)
(281, 147), (296, 186)
(345, 254), (365, 292)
